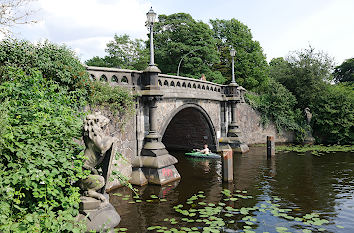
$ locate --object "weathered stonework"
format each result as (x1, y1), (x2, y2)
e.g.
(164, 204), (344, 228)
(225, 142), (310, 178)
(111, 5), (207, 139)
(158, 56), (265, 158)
(235, 103), (294, 144)
(83, 106), (135, 191)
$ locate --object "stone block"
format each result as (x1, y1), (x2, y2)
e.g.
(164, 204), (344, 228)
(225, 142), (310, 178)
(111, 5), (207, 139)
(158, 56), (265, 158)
(78, 203), (120, 232)
(142, 165), (181, 185)
(130, 167), (148, 186)
(233, 143), (249, 153)
(136, 154), (178, 168)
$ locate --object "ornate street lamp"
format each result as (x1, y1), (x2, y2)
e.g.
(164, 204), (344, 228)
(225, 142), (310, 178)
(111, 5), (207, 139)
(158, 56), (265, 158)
(230, 48), (236, 83)
(146, 7), (157, 66)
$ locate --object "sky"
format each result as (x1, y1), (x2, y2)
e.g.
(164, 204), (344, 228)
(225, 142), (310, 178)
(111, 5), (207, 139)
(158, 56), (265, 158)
(11, 0), (354, 65)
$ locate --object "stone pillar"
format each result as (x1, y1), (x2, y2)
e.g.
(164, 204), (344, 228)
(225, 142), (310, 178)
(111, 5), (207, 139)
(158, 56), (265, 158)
(219, 83), (249, 153)
(131, 65), (181, 186)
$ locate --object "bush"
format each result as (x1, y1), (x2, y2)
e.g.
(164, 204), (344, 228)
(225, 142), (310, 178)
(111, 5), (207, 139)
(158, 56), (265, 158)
(0, 67), (86, 232)
(0, 38), (91, 106)
(246, 78), (307, 143)
(311, 84), (354, 144)
(89, 81), (135, 117)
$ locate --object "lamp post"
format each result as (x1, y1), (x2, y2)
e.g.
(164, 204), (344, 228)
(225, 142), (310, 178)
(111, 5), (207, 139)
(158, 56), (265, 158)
(177, 48), (201, 76)
(230, 48), (236, 83)
(146, 7), (157, 66)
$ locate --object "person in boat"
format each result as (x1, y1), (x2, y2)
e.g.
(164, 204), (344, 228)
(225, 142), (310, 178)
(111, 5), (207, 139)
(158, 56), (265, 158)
(197, 144), (210, 154)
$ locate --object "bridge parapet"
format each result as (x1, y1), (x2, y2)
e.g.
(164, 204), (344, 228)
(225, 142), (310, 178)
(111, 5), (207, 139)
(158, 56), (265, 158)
(86, 66), (141, 88)
(157, 74), (226, 101)
(85, 66), (245, 102)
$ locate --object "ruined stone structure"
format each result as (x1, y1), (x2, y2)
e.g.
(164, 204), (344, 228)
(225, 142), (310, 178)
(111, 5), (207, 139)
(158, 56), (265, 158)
(86, 65), (293, 187)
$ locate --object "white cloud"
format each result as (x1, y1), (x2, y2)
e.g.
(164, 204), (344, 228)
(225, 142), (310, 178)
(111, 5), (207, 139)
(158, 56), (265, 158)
(14, 0), (151, 61)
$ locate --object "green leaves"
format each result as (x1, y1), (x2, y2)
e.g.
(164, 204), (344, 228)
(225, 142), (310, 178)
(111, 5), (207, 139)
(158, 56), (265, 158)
(89, 81), (135, 120)
(86, 34), (149, 70)
(154, 13), (221, 82)
(0, 67), (86, 232)
(210, 18), (268, 88)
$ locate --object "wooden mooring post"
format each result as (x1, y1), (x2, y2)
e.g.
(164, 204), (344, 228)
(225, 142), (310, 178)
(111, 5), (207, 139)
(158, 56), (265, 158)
(221, 145), (233, 182)
(267, 136), (275, 159)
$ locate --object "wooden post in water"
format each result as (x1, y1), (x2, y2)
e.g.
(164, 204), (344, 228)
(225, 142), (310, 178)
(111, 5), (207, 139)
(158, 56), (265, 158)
(221, 145), (233, 182)
(267, 136), (275, 159)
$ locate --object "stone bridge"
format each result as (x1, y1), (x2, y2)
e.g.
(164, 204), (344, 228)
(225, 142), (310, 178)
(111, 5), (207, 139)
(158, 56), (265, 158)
(86, 65), (292, 188)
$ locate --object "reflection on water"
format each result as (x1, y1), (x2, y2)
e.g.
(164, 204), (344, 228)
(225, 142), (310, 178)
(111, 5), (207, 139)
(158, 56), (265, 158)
(112, 147), (354, 232)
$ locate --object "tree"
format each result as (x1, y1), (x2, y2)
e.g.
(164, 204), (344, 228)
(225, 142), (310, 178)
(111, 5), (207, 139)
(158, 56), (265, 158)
(269, 46), (353, 144)
(311, 84), (354, 144)
(210, 19), (268, 89)
(0, 0), (37, 35)
(86, 34), (149, 70)
(333, 58), (354, 83)
(153, 13), (224, 83)
(270, 46), (334, 110)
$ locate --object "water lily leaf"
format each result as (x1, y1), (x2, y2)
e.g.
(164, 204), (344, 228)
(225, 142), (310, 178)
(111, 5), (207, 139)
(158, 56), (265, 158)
(276, 227), (288, 232)
(336, 225), (344, 229)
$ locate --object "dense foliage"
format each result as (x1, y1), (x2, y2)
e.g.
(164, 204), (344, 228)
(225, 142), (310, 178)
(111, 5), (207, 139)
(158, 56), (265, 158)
(246, 79), (307, 143)
(0, 39), (136, 232)
(210, 19), (268, 90)
(310, 84), (353, 144)
(0, 39), (90, 99)
(153, 13), (224, 83)
(89, 81), (136, 118)
(269, 47), (353, 144)
(0, 67), (86, 232)
(333, 58), (354, 83)
(86, 34), (149, 70)
(271, 47), (334, 110)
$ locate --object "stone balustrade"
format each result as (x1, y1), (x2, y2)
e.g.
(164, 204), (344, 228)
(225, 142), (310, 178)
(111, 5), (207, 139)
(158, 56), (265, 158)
(85, 66), (244, 102)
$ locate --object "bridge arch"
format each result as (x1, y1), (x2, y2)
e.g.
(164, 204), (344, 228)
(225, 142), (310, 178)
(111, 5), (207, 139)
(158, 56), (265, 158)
(160, 103), (217, 151)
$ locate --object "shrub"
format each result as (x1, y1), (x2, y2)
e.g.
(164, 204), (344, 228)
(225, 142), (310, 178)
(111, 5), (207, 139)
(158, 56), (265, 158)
(0, 67), (86, 232)
(311, 84), (354, 144)
(246, 78), (307, 143)
(0, 38), (91, 106)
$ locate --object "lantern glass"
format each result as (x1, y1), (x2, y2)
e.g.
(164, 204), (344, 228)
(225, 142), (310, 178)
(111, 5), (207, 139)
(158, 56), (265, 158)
(146, 7), (156, 25)
(230, 48), (236, 57)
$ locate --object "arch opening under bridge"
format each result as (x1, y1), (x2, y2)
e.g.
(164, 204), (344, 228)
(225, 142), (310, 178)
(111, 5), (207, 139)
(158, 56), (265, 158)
(161, 104), (217, 152)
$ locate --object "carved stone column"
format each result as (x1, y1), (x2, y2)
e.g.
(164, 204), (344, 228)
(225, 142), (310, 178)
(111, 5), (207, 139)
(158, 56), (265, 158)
(219, 83), (249, 153)
(131, 65), (180, 186)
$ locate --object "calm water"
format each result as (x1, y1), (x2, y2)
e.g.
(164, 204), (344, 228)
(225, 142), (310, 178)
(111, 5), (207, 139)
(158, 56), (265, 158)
(111, 147), (354, 232)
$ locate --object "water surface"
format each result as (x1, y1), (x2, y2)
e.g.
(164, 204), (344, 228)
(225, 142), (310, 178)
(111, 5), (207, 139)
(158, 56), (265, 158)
(111, 147), (354, 232)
